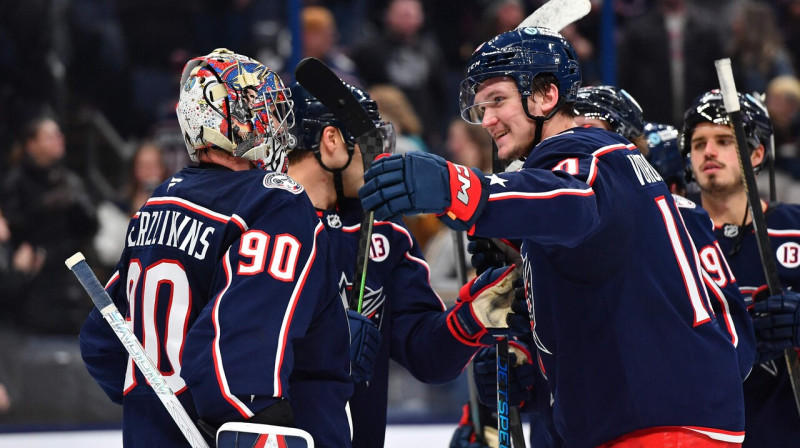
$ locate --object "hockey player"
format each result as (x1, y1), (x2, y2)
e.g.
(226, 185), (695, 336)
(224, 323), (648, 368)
(455, 88), (756, 448)
(287, 82), (527, 448)
(79, 49), (352, 447)
(360, 27), (746, 446)
(682, 89), (800, 446)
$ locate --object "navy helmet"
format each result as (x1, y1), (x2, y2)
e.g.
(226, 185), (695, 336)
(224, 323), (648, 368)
(644, 122), (685, 188)
(680, 89), (772, 159)
(459, 27), (581, 124)
(290, 82), (382, 154)
(574, 86), (645, 141)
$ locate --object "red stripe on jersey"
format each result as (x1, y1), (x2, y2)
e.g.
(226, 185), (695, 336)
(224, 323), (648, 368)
(703, 271), (738, 346)
(254, 434), (270, 448)
(146, 197), (230, 223)
(592, 143), (630, 158)
(274, 222), (323, 396)
(488, 188), (594, 202)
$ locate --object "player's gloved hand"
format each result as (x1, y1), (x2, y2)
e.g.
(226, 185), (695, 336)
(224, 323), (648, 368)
(347, 309), (382, 383)
(752, 289), (800, 362)
(467, 237), (522, 275)
(507, 283), (531, 336)
(447, 265), (527, 346)
(359, 152), (488, 230)
(473, 339), (535, 408)
(449, 402), (495, 448)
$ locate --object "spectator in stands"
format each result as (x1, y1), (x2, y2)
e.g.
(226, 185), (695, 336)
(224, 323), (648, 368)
(618, 0), (726, 125)
(94, 141), (168, 270)
(766, 75), (800, 174)
(351, 0), (448, 152)
(728, 0), (796, 96)
(0, 115), (117, 425)
(367, 84), (429, 155)
(301, 5), (361, 87)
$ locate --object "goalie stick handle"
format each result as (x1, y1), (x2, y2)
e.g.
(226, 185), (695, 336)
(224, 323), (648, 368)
(65, 253), (211, 448)
(715, 59), (800, 418)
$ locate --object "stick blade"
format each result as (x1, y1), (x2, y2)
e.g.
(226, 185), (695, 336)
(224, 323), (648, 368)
(294, 58), (374, 138)
(517, 0), (591, 31)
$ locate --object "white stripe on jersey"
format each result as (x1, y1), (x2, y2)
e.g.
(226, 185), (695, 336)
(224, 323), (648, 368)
(273, 222), (323, 395)
(213, 251), (255, 418)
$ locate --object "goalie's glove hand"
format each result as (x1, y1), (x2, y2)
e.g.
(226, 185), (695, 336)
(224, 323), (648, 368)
(467, 237), (520, 275)
(447, 265), (527, 346)
(473, 339), (535, 408)
(348, 309), (382, 383)
(359, 152), (487, 230)
(449, 402), (495, 448)
(752, 289), (800, 362)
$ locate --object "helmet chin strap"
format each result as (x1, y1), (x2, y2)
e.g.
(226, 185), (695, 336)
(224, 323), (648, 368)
(313, 144), (355, 207)
(521, 96), (564, 148)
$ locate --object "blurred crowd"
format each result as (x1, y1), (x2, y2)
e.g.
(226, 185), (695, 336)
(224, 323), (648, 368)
(1, 0), (800, 428)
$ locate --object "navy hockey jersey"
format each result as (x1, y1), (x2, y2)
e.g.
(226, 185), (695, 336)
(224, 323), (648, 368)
(79, 166), (352, 448)
(673, 194), (755, 379)
(469, 127), (745, 447)
(713, 202), (800, 447)
(322, 198), (480, 448)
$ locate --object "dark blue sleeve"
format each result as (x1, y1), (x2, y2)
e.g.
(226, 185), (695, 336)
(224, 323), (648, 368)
(386, 225), (479, 383)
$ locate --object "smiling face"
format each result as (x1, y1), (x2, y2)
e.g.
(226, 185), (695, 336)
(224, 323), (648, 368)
(689, 122), (763, 195)
(473, 77), (538, 161)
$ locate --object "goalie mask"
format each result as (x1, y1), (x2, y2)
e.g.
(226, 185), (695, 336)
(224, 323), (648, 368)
(574, 86), (645, 141)
(680, 89), (773, 173)
(176, 48), (295, 172)
(459, 26), (581, 124)
(644, 122), (685, 189)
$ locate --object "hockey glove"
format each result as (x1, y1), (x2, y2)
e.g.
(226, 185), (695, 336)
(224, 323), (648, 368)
(359, 152), (488, 230)
(467, 237), (522, 275)
(447, 265), (526, 346)
(473, 339), (535, 408)
(348, 309), (382, 383)
(449, 402), (495, 448)
(752, 290), (800, 360)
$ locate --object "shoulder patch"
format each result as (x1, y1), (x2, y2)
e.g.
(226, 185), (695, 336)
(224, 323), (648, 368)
(672, 194), (696, 209)
(263, 172), (304, 194)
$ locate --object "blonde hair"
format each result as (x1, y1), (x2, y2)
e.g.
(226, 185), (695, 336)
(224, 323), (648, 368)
(302, 6), (336, 33)
(367, 85), (423, 135)
(767, 75), (800, 102)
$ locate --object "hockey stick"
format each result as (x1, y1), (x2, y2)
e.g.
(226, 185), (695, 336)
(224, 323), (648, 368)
(294, 57), (387, 313)
(451, 229), (487, 445)
(715, 59), (800, 416)
(517, 0), (591, 31)
(65, 252), (210, 448)
(489, 142), (526, 448)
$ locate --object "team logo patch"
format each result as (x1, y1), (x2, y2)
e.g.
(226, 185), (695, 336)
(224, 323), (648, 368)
(338, 272), (385, 323)
(776, 242), (800, 268)
(723, 224), (739, 238)
(263, 173), (304, 194)
(327, 214), (342, 228)
(672, 194), (696, 209)
(369, 234), (390, 262)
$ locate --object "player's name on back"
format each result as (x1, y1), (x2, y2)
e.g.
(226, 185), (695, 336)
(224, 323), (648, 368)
(627, 153), (663, 186)
(127, 209), (216, 260)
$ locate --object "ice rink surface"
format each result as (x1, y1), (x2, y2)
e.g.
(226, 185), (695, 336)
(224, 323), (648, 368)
(0, 423), (533, 447)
